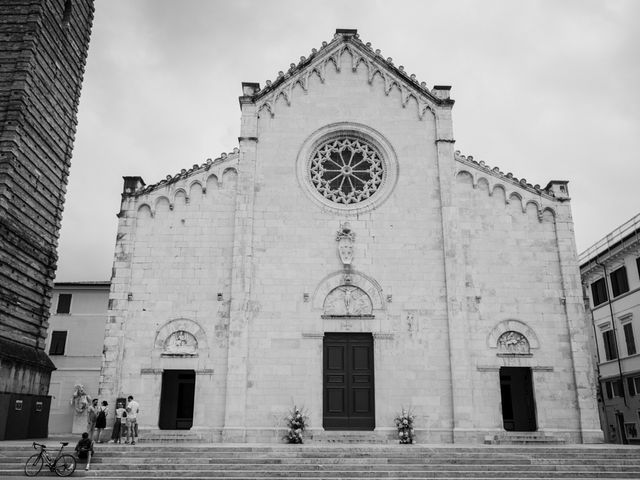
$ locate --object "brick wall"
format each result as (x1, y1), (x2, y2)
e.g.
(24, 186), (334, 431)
(0, 0), (94, 394)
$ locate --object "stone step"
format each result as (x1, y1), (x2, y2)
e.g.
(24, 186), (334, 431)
(3, 443), (640, 480)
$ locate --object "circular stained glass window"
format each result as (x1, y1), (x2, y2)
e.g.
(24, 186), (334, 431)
(309, 137), (384, 205)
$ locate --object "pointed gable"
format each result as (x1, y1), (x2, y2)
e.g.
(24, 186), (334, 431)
(240, 29), (453, 121)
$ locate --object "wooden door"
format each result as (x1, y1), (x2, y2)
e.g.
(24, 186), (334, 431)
(500, 367), (537, 431)
(159, 370), (195, 430)
(323, 333), (375, 430)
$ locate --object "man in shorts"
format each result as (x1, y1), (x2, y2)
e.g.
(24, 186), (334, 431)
(125, 395), (140, 445)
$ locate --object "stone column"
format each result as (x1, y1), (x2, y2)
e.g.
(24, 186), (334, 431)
(222, 84), (260, 442)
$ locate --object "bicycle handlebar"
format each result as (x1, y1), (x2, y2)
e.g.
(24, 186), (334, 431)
(32, 442), (46, 450)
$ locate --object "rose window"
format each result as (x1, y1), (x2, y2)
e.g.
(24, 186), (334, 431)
(309, 137), (384, 205)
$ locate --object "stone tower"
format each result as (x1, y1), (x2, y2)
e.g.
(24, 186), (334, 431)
(0, 0), (94, 439)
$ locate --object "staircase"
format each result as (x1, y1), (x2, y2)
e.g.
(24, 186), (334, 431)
(2, 443), (640, 479)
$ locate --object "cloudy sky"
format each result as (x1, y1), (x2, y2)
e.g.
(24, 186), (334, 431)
(55, 0), (640, 282)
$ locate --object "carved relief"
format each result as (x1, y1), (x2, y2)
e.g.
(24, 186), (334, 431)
(163, 330), (198, 356)
(497, 331), (530, 355)
(336, 222), (355, 266)
(323, 285), (372, 316)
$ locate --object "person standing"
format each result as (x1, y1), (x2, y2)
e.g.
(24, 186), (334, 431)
(110, 401), (126, 443)
(125, 395), (140, 445)
(94, 400), (108, 443)
(86, 399), (98, 441)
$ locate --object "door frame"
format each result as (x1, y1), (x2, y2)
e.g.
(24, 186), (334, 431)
(499, 366), (537, 432)
(323, 332), (375, 431)
(158, 369), (196, 430)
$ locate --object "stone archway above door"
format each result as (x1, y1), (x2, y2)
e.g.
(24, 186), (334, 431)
(312, 270), (385, 313)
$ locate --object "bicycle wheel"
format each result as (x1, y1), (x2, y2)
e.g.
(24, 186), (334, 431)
(54, 454), (76, 477)
(24, 453), (43, 476)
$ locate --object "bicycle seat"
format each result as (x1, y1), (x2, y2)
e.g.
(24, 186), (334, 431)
(60, 442), (69, 446)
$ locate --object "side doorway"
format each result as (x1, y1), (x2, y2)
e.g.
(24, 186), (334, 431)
(158, 370), (195, 430)
(500, 367), (537, 431)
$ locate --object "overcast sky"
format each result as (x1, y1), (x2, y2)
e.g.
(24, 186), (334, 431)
(55, 0), (640, 282)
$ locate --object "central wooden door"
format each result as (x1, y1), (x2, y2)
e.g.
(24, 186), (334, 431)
(323, 333), (375, 430)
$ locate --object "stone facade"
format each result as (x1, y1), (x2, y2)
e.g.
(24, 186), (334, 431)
(100, 29), (602, 443)
(0, 0), (94, 439)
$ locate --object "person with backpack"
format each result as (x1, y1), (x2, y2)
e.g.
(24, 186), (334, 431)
(94, 400), (108, 443)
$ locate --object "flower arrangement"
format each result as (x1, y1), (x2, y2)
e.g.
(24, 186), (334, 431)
(284, 406), (308, 444)
(394, 408), (415, 444)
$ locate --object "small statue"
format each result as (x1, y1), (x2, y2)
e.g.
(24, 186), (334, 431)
(71, 384), (91, 414)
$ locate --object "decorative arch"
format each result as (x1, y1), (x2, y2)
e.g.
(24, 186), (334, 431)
(542, 207), (556, 222)
(312, 269), (384, 311)
(154, 196), (171, 214)
(136, 204), (152, 219)
(455, 170), (474, 185)
(487, 319), (540, 352)
(155, 318), (207, 357)
(323, 285), (373, 316)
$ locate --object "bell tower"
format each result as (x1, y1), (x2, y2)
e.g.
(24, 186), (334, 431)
(0, 0), (95, 439)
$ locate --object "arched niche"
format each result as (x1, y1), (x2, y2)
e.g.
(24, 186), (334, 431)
(323, 285), (373, 317)
(487, 319), (540, 353)
(154, 318), (207, 357)
(312, 270), (384, 312)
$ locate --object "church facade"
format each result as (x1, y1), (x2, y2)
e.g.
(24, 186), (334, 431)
(99, 29), (602, 443)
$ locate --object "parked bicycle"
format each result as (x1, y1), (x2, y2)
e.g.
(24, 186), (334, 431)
(24, 441), (76, 477)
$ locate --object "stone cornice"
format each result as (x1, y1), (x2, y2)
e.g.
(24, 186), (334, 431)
(127, 148), (240, 198)
(454, 150), (559, 201)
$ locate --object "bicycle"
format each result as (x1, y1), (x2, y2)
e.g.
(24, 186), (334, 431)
(24, 441), (76, 477)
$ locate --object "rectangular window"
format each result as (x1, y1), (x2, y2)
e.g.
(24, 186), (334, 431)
(624, 323), (637, 356)
(56, 294), (72, 314)
(610, 266), (629, 297)
(605, 380), (624, 399)
(625, 423), (638, 439)
(591, 278), (608, 306)
(603, 329), (618, 361)
(49, 331), (67, 355)
(637, 257), (640, 280)
(627, 377), (640, 396)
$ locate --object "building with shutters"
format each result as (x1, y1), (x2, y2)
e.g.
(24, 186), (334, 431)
(580, 213), (640, 444)
(46, 282), (110, 434)
(98, 29), (602, 444)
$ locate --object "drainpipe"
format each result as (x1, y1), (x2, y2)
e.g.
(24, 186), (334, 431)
(596, 260), (628, 407)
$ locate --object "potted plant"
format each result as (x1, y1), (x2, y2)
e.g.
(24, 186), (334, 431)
(284, 406), (308, 444)
(394, 408), (415, 444)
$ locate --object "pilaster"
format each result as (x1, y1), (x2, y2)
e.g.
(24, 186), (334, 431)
(222, 87), (259, 441)
(98, 180), (142, 402)
(434, 100), (472, 442)
(553, 200), (604, 443)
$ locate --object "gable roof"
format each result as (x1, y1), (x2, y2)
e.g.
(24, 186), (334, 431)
(240, 29), (453, 119)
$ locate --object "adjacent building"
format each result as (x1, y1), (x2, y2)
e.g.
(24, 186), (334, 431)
(0, 0), (94, 439)
(580, 213), (640, 444)
(99, 29), (602, 444)
(46, 282), (109, 434)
